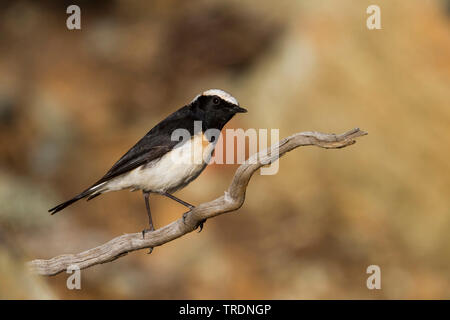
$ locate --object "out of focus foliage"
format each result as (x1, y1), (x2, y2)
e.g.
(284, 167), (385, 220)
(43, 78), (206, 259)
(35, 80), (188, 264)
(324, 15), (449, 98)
(0, 0), (449, 298)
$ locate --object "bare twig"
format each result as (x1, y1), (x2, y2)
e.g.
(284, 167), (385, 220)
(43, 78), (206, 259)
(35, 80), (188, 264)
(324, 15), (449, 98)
(28, 128), (367, 276)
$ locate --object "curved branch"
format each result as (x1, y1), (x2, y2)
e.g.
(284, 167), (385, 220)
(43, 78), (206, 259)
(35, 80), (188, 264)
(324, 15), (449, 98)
(28, 128), (367, 276)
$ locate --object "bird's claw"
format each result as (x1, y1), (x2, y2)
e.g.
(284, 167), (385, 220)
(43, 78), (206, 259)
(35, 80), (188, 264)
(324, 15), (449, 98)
(182, 212), (206, 233)
(182, 212), (189, 224)
(181, 206), (195, 224)
(142, 228), (155, 254)
(142, 228), (152, 239)
(196, 219), (206, 233)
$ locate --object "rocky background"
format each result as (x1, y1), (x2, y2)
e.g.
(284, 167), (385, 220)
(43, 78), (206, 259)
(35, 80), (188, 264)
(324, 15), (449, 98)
(0, 0), (449, 299)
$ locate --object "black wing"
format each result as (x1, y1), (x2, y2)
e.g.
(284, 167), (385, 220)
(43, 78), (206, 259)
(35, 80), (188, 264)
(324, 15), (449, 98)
(95, 137), (174, 185)
(94, 105), (196, 186)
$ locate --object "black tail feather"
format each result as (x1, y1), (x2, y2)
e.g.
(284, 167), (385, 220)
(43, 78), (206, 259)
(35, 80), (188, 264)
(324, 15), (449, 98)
(86, 192), (101, 201)
(48, 188), (97, 215)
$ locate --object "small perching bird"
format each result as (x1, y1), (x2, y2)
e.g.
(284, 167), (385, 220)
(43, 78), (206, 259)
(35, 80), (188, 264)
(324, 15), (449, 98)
(49, 89), (247, 246)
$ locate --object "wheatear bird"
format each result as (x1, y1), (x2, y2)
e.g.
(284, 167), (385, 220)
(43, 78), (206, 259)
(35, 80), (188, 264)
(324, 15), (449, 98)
(49, 89), (247, 239)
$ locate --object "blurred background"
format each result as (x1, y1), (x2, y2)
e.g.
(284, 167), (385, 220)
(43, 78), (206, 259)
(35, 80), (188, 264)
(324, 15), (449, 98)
(0, 0), (449, 299)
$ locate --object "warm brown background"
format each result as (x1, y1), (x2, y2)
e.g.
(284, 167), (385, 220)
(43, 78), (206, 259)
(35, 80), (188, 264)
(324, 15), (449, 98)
(0, 0), (449, 299)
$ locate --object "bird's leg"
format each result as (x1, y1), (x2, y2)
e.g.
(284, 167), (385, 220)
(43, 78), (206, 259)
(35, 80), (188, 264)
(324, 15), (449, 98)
(161, 192), (195, 210)
(142, 191), (154, 254)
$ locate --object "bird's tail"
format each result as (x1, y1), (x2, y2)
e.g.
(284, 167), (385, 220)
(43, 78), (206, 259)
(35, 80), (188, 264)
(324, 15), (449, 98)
(48, 185), (104, 215)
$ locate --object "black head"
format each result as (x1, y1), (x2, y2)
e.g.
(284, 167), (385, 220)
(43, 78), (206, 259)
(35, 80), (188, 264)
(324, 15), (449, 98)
(190, 89), (247, 131)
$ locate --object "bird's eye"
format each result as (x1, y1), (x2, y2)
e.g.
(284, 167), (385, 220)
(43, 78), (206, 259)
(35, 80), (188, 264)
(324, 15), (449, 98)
(213, 97), (220, 105)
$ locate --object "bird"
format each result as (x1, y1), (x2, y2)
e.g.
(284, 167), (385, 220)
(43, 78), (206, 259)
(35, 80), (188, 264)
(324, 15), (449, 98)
(48, 89), (247, 245)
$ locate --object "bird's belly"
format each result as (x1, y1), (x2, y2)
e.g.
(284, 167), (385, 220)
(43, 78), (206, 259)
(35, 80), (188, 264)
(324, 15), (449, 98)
(146, 156), (207, 192)
(104, 133), (214, 193)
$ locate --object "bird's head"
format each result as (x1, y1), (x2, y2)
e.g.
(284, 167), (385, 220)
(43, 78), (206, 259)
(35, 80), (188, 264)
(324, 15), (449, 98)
(190, 89), (247, 130)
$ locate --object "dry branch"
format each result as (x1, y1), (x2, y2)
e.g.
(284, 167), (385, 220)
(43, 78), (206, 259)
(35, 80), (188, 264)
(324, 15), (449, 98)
(28, 128), (367, 276)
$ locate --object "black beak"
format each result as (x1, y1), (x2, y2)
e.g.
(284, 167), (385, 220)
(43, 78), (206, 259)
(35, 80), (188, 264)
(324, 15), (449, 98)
(234, 106), (247, 113)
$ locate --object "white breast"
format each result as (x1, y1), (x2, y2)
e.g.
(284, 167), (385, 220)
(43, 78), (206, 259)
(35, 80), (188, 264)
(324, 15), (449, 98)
(101, 133), (215, 194)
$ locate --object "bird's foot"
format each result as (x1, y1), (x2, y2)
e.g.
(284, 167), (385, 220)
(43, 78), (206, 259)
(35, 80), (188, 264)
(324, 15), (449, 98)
(181, 206), (195, 223)
(142, 228), (154, 238)
(196, 219), (206, 233)
(182, 211), (205, 233)
(142, 228), (155, 254)
(182, 212), (189, 224)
